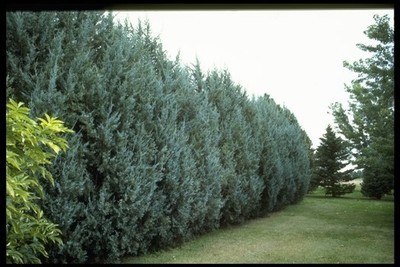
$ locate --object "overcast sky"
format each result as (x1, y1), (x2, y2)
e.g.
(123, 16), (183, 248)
(114, 9), (393, 148)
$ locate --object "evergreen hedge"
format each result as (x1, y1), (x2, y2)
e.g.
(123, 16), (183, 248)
(6, 11), (312, 263)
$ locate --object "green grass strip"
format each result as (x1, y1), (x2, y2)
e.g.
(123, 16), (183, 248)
(123, 180), (394, 264)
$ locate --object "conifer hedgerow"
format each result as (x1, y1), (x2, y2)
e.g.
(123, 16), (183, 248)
(6, 11), (312, 263)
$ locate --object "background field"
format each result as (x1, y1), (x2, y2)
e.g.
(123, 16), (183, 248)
(123, 179), (394, 264)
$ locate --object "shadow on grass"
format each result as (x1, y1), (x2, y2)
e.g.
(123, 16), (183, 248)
(306, 193), (394, 202)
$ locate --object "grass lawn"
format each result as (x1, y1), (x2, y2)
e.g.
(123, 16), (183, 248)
(122, 179), (394, 264)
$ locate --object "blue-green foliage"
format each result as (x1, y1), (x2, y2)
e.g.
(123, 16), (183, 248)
(6, 11), (312, 263)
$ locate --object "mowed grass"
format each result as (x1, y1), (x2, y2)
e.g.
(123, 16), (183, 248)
(122, 179), (394, 264)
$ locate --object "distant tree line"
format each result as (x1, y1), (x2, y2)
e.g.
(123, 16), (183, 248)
(6, 11), (312, 263)
(331, 14), (394, 199)
(309, 15), (393, 200)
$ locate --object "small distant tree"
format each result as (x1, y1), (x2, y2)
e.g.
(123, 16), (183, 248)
(351, 169), (363, 180)
(314, 125), (355, 197)
(6, 98), (73, 263)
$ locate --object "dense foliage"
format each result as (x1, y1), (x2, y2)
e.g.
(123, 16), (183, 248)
(6, 98), (73, 263)
(331, 15), (394, 199)
(312, 125), (355, 197)
(6, 11), (312, 263)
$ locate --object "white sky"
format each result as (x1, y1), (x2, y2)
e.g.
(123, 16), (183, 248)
(113, 9), (393, 148)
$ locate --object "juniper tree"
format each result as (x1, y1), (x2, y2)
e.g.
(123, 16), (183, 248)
(202, 69), (264, 225)
(253, 95), (284, 213)
(177, 93), (223, 234)
(314, 125), (355, 197)
(280, 108), (312, 204)
(252, 95), (311, 213)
